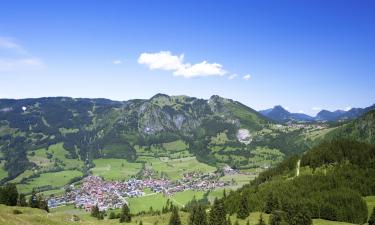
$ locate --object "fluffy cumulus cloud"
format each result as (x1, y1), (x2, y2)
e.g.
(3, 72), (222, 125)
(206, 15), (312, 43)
(0, 37), (45, 72)
(243, 74), (251, 80)
(138, 51), (226, 78)
(312, 107), (321, 111)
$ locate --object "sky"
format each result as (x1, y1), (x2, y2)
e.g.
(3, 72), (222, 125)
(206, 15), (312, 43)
(0, 0), (374, 116)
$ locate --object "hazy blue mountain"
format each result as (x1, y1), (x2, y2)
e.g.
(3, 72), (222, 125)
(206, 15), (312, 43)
(259, 105), (314, 123)
(260, 104), (375, 123)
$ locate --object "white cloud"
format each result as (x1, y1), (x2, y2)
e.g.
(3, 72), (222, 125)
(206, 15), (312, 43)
(138, 51), (184, 71)
(312, 107), (321, 111)
(243, 74), (251, 80)
(138, 51), (226, 78)
(228, 73), (237, 80)
(344, 106), (352, 111)
(298, 110), (305, 113)
(0, 37), (27, 54)
(112, 59), (123, 65)
(0, 57), (45, 72)
(0, 37), (45, 72)
(174, 61), (226, 78)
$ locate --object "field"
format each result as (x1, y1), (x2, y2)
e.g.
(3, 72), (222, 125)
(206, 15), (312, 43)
(145, 156), (216, 180)
(16, 170), (83, 194)
(91, 158), (143, 180)
(28, 143), (84, 170)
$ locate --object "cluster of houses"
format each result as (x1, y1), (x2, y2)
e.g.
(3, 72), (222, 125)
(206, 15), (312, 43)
(47, 169), (231, 211)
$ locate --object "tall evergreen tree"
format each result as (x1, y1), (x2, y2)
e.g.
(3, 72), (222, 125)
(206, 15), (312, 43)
(269, 210), (283, 225)
(209, 198), (227, 225)
(91, 204), (100, 218)
(169, 206), (182, 225)
(120, 203), (131, 223)
(17, 193), (27, 206)
(226, 216), (232, 225)
(257, 213), (266, 225)
(237, 195), (249, 219)
(189, 202), (208, 225)
(0, 183), (18, 206)
(29, 189), (39, 208)
(369, 207), (375, 225)
(38, 196), (49, 213)
(265, 193), (279, 214)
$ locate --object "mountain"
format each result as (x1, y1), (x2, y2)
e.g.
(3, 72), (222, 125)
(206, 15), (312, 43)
(259, 105), (314, 123)
(326, 109), (375, 144)
(315, 109), (346, 121)
(0, 94), (282, 181)
(260, 104), (375, 123)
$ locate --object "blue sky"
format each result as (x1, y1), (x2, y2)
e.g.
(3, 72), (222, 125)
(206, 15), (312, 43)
(0, 0), (374, 115)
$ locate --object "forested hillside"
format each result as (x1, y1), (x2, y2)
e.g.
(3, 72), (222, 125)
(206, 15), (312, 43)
(223, 139), (375, 224)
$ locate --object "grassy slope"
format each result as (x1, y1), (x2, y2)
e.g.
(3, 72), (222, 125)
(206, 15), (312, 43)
(0, 204), (362, 225)
(90, 158), (142, 180)
(17, 170), (83, 193)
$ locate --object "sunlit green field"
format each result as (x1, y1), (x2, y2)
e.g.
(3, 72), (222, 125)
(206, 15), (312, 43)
(90, 158), (143, 180)
(146, 156), (216, 180)
(17, 170), (83, 194)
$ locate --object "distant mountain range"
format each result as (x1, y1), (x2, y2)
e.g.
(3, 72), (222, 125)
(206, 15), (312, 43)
(259, 104), (375, 123)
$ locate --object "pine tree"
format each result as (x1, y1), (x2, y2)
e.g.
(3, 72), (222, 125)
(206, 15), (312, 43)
(109, 211), (116, 219)
(120, 203), (131, 223)
(234, 220), (239, 225)
(209, 198), (226, 225)
(29, 189), (39, 208)
(189, 202), (208, 225)
(17, 193), (27, 206)
(369, 207), (375, 225)
(227, 216), (232, 225)
(0, 183), (18, 206)
(91, 204), (100, 218)
(169, 206), (182, 225)
(269, 210), (283, 225)
(139, 220), (144, 225)
(38, 197), (49, 213)
(237, 195), (249, 219)
(246, 220), (250, 225)
(257, 213), (266, 225)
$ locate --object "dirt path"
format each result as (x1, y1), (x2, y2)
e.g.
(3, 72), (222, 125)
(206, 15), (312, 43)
(296, 159), (301, 177)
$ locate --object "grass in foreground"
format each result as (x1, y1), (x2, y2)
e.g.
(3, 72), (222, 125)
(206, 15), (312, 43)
(0, 204), (360, 225)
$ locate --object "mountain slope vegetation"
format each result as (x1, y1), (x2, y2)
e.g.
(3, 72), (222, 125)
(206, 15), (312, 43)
(0, 94), (320, 186)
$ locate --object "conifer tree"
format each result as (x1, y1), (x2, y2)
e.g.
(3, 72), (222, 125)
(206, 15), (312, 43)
(369, 207), (375, 225)
(91, 204), (100, 218)
(189, 201), (208, 225)
(120, 203), (131, 223)
(265, 193), (279, 214)
(209, 198), (226, 225)
(169, 206), (182, 225)
(29, 189), (39, 208)
(17, 193), (27, 207)
(140, 220), (144, 225)
(237, 195), (249, 219)
(227, 216), (232, 225)
(257, 213), (266, 225)
(234, 220), (239, 225)
(0, 183), (18, 206)
(269, 210), (283, 225)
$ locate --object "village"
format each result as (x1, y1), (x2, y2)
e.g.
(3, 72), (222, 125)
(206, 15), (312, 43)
(47, 168), (234, 211)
